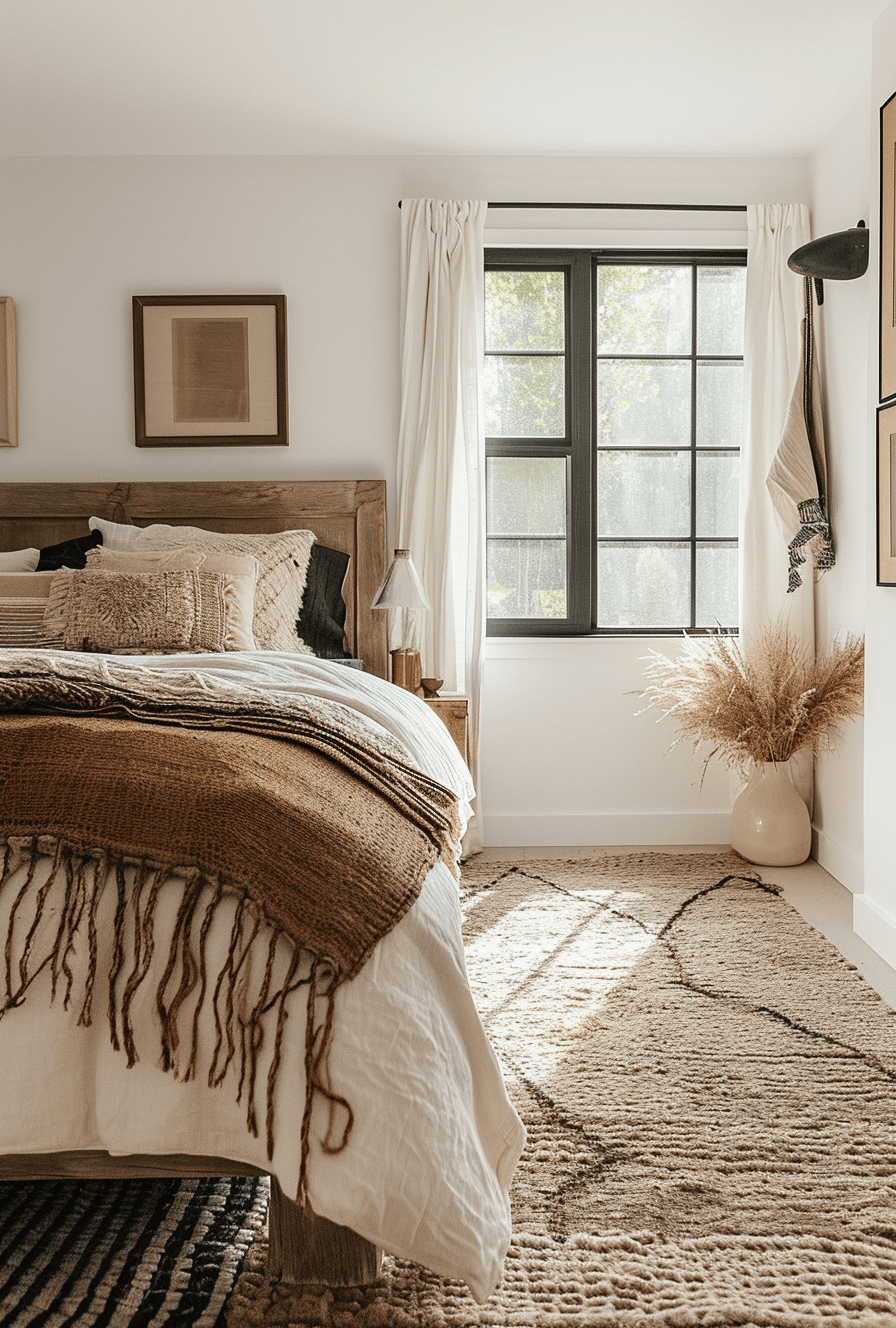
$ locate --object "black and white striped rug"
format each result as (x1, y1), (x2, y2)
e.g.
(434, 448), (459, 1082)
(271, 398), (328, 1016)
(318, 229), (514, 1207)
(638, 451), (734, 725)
(0, 1174), (267, 1326)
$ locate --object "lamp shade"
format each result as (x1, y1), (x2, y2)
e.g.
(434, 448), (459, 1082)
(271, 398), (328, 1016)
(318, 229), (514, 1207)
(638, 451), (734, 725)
(371, 549), (432, 611)
(787, 222), (869, 282)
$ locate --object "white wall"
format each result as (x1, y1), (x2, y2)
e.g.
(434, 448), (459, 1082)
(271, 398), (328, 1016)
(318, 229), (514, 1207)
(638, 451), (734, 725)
(480, 636), (734, 847)
(855, 0), (896, 961)
(810, 94), (870, 892)
(0, 151), (811, 847)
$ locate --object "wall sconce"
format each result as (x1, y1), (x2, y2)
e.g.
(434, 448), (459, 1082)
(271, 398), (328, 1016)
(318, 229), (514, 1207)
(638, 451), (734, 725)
(371, 549), (431, 693)
(787, 220), (869, 304)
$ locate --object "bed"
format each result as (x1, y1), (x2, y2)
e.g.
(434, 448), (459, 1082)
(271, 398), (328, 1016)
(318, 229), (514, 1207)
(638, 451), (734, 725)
(0, 480), (524, 1304)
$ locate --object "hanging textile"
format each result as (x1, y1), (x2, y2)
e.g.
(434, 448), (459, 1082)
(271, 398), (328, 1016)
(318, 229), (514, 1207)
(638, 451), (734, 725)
(740, 203), (814, 642)
(740, 203), (816, 808)
(396, 199), (487, 853)
(766, 277), (835, 592)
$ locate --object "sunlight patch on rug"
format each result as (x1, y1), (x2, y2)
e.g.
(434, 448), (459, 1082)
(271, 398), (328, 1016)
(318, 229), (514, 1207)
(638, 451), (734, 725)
(463, 879), (655, 1075)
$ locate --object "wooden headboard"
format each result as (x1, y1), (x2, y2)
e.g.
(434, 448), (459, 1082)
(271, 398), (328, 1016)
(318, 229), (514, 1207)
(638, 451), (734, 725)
(0, 479), (389, 679)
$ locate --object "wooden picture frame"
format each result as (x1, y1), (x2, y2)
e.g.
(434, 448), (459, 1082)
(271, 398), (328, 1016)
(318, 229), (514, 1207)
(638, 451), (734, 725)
(133, 295), (288, 447)
(0, 297), (17, 448)
(880, 93), (896, 401)
(877, 401), (896, 583)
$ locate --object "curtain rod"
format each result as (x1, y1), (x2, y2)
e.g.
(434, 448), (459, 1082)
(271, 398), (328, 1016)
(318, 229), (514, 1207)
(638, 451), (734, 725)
(397, 201), (747, 212)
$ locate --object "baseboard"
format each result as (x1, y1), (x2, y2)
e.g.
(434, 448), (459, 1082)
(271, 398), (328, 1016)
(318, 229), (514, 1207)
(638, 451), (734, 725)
(854, 893), (896, 970)
(482, 812), (731, 848)
(811, 826), (864, 893)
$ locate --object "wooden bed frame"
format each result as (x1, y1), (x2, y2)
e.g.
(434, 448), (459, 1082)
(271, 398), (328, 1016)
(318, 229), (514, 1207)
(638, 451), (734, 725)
(0, 478), (389, 679)
(0, 478), (389, 1285)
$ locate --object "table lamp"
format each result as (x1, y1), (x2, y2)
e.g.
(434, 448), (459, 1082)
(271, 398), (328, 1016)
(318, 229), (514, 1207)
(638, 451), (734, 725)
(371, 549), (431, 693)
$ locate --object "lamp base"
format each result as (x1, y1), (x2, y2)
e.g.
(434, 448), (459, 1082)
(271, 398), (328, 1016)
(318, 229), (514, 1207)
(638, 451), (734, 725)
(391, 648), (423, 695)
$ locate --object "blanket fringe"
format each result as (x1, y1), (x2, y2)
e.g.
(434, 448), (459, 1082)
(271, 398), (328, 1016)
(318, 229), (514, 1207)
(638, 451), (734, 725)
(0, 834), (352, 1209)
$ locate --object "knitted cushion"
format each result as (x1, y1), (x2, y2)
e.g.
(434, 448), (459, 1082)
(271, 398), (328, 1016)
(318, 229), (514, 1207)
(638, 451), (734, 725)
(89, 517), (314, 653)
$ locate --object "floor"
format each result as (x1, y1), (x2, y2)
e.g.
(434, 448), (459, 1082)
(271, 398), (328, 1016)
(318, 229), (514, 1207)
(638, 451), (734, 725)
(475, 844), (896, 1011)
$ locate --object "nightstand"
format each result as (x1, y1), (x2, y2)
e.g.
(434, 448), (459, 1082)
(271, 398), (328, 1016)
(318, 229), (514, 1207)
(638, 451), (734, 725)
(424, 697), (468, 766)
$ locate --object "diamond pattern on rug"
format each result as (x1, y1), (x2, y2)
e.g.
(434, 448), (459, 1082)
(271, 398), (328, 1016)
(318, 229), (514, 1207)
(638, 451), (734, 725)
(242, 853), (896, 1323)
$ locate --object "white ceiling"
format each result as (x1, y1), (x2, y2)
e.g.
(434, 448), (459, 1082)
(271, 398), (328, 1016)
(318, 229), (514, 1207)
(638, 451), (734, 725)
(0, 0), (886, 158)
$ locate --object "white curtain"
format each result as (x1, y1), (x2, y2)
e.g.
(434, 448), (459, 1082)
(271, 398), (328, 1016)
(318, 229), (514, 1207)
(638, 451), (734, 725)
(740, 203), (815, 802)
(397, 199), (487, 852)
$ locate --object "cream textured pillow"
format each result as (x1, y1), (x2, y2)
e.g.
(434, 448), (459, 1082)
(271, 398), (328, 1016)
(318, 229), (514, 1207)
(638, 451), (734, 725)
(44, 566), (257, 654)
(88, 517), (315, 653)
(85, 547), (208, 570)
(0, 572), (64, 648)
(84, 548), (258, 651)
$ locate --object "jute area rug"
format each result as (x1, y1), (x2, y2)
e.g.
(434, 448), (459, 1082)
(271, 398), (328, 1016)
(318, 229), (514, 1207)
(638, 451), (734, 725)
(227, 851), (896, 1327)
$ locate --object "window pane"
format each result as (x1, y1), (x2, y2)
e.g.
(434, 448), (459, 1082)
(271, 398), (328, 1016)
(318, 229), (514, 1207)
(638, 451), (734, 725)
(487, 456), (567, 619)
(697, 361), (743, 448)
(485, 271), (565, 352)
(597, 542), (690, 628)
(484, 355), (564, 438)
(483, 250), (744, 635)
(696, 267), (746, 355)
(696, 541), (738, 627)
(598, 451), (690, 537)
(597, 360), (690, 449)
(597, 266), (691, 355)
(487, 456), (567, 535)
(696, 451), (738, 537)
(488, 539), (566, 618)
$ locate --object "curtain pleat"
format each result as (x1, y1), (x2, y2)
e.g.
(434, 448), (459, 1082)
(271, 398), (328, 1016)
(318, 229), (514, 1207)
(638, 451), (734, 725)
(397, 199), (487, 852)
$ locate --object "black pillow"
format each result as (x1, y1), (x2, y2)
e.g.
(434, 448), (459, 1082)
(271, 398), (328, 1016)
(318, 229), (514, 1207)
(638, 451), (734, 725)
(36, 529), (103, 571)
(296, 544), (350, 659)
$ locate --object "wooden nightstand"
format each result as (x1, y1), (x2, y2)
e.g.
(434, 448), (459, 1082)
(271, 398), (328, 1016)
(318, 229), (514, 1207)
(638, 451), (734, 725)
(424, 697), (468, 766)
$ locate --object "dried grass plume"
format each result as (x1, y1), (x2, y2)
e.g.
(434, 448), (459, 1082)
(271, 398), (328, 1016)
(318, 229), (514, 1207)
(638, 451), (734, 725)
(640, 624), (864, 774)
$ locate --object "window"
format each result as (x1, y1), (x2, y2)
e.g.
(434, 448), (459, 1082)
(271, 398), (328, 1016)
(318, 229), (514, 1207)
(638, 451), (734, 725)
(484, 248), (747, 635)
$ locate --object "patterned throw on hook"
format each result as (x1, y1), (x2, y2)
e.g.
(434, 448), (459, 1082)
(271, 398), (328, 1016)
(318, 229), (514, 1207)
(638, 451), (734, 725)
(767, 277), (835, 592)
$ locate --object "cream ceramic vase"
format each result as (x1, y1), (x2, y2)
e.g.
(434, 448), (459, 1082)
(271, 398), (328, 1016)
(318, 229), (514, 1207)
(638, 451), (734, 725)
(729, 759), (811, 866)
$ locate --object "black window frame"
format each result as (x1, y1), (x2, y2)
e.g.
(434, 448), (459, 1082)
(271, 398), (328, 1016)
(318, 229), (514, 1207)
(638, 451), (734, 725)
(484, 245), (747, 637)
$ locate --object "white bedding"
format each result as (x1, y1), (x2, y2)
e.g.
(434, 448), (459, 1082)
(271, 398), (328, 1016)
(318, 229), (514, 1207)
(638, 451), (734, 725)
(0, 651), (524, 1303)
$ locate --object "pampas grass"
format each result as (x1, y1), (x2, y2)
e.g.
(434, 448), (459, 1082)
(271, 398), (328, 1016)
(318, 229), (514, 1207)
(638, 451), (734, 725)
(641, 625), (864, 774)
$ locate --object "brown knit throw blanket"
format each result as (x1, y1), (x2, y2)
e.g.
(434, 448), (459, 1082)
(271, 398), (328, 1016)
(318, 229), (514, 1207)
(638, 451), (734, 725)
(0, 653), (461, 1207)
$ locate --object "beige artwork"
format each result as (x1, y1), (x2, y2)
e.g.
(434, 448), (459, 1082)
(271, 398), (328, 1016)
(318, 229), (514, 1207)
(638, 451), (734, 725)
(172, 317), (250, 424)
(0, 298), (16, 448)
(878, 405), (896, 582)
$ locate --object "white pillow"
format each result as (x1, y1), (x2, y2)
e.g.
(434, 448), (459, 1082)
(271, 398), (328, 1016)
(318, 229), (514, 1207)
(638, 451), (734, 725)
(0, 548), (40, 572)
(86, 518), (139, 552)
(86, 546), (256, 576)
(89, 517), (315, 653)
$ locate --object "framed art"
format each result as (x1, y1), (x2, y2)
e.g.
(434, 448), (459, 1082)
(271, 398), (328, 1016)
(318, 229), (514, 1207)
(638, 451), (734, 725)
(877, 400), (896, 583)
(133, 295), (288, 447)
(0, 297), (17, 449)
(880, 92), (896, 401)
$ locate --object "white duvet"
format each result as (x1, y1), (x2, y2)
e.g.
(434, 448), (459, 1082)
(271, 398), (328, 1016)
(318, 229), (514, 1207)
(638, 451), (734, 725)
(0, 651), (525, 1302)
